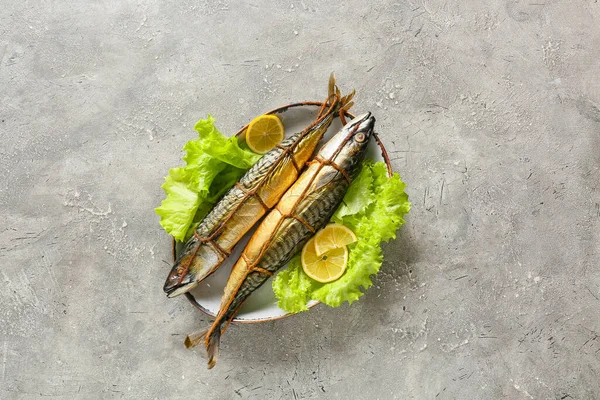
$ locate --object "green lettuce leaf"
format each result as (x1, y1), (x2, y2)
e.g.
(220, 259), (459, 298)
(155, 115), (260, 242)
(272, 160), (411, 312)
(194, 117), (258, 169)
(332, 164), (375, 220)
(272, 258), (313, 313)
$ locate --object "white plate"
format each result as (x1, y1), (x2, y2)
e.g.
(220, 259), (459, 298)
(180, 104), (386, 323)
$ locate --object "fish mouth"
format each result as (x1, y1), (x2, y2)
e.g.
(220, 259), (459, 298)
(348, 112), (371, 128)
(163, 271), (198, 298)
(347, 112), (375, 138)
(358, 115), (375, 135)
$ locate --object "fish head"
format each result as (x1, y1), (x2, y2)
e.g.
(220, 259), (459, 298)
(163, 253), (199, 298)
(163, 236), (208, 298)
(317, 112), (375, 179)
(164, 233), (225, 297)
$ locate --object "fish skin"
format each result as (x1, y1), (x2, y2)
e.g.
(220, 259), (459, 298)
(163, 76), (354, 298)
(200, 112), (376, 368)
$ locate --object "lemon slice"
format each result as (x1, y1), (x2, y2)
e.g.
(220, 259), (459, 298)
(314, 223), (357, 256)
(245, 114), (285, 154)
(301, 237), (348, 283)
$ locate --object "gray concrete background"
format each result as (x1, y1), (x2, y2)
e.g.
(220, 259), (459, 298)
(1, 0), (599, 399)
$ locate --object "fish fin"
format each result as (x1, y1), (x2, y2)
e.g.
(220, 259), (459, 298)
(184, 327), (209, 349)
(206, 327), (221, 369)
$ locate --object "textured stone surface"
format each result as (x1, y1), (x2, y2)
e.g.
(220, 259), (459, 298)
(1, 1), (599, 398)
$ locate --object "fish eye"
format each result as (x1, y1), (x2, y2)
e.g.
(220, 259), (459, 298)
(355, 132), (366, 143)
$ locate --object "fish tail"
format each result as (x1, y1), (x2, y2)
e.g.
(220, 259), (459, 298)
(316, 75), (341, 120)
(326, 73), (355, 117)
(340, 89), (355, 113)
(183, 324), (221, 369)
(184, 327), (209, 349)
(328, 72), (338, 103)
(338, 94), (355, 115)
(205, 326), (221, 369)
